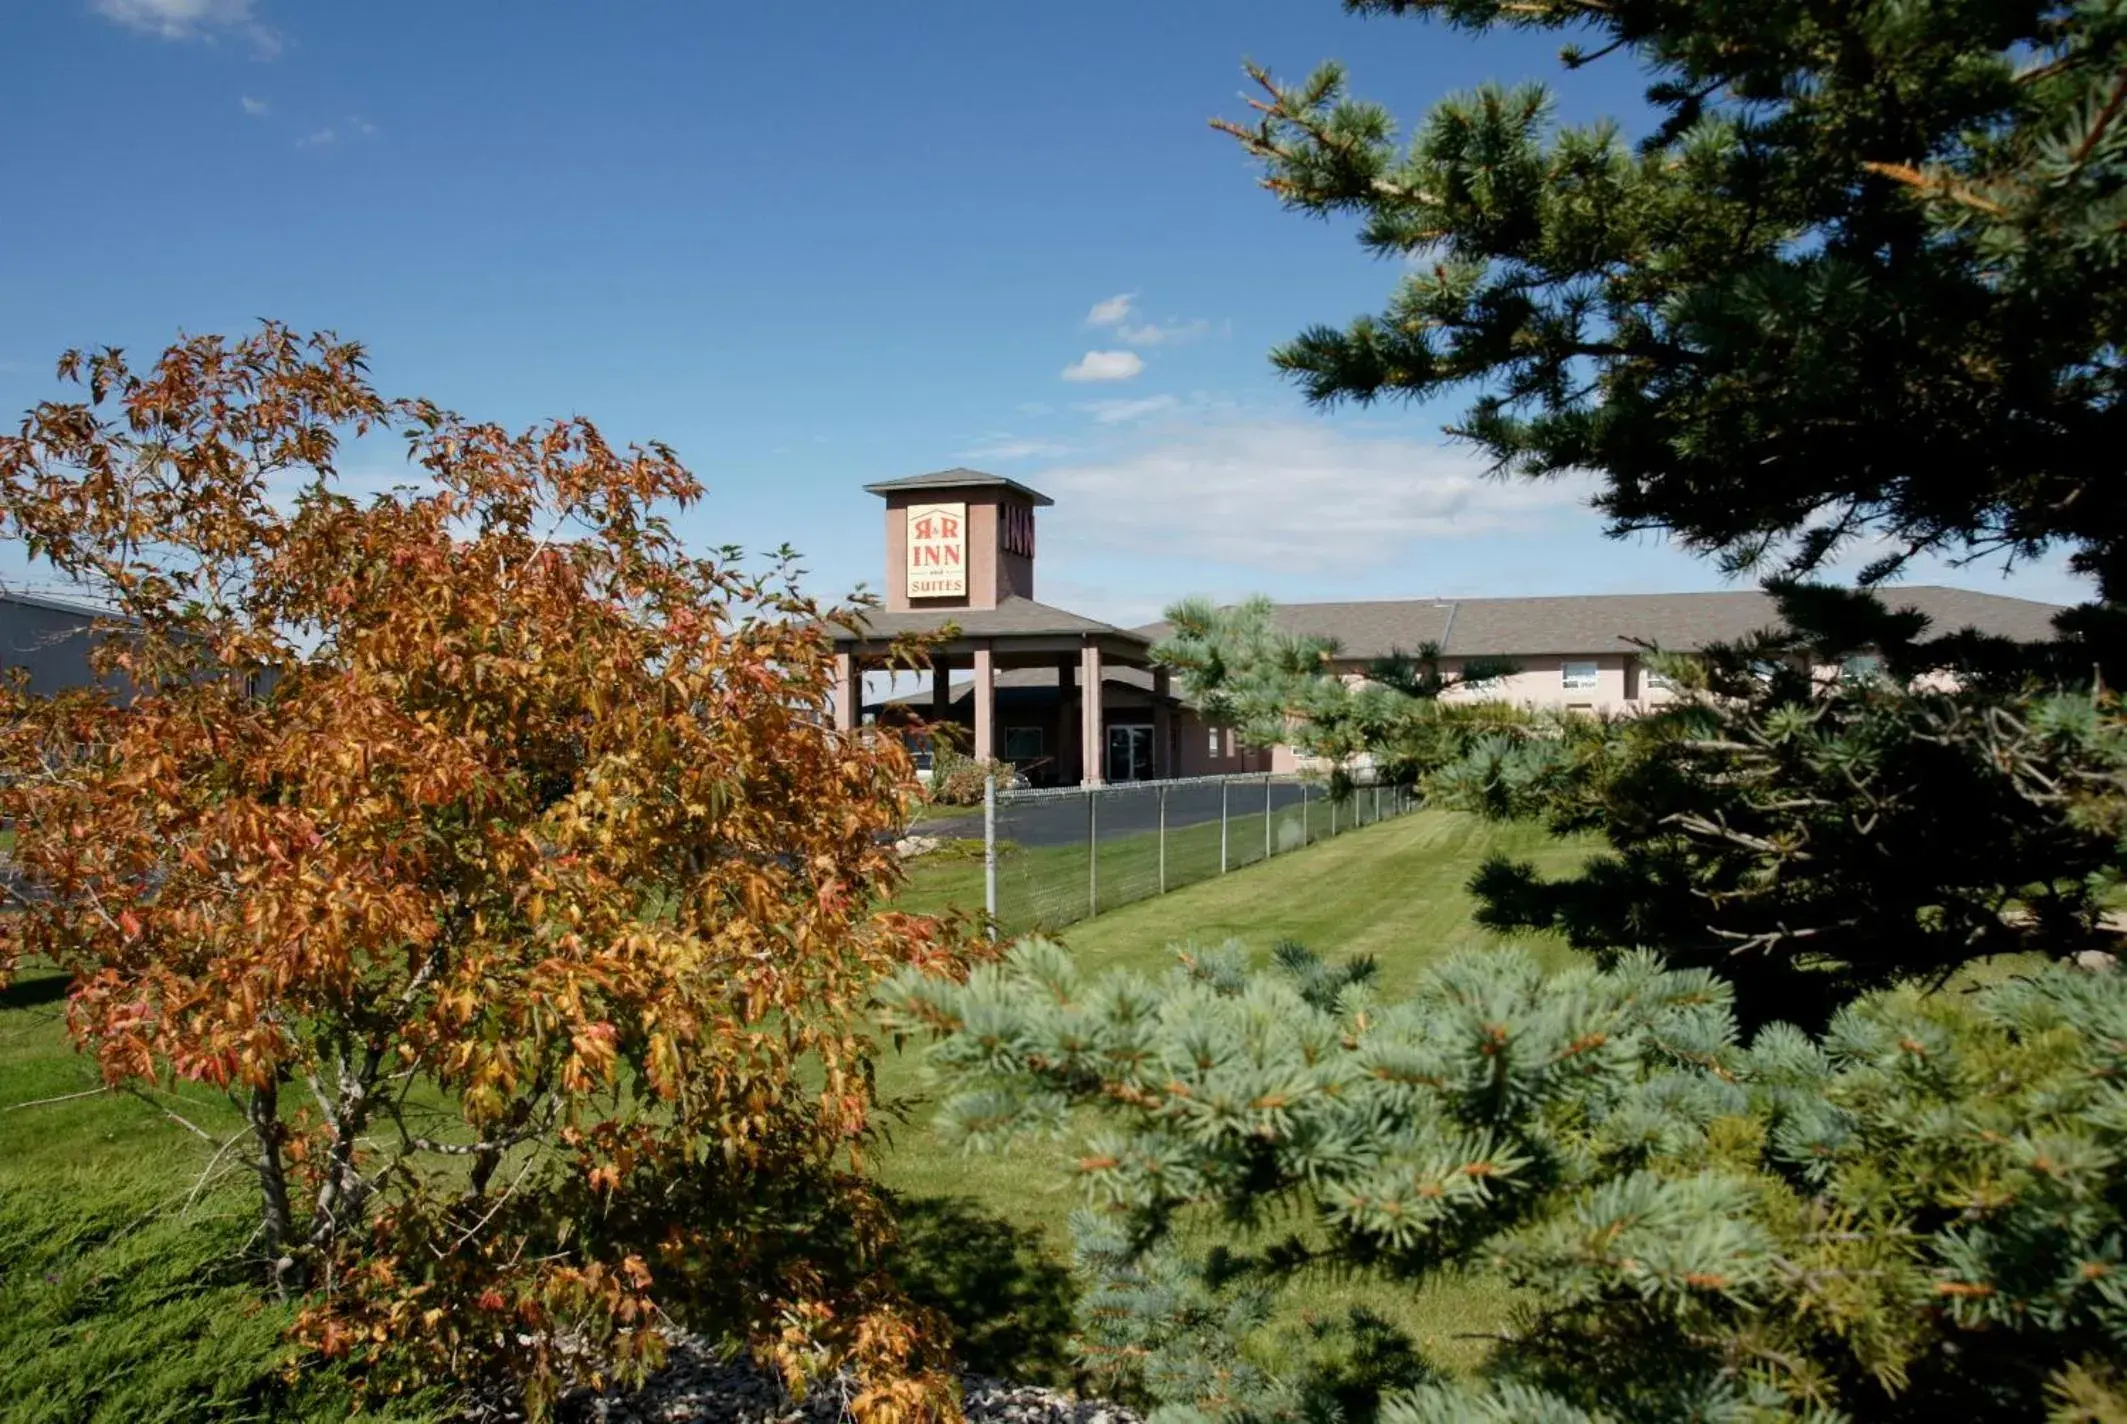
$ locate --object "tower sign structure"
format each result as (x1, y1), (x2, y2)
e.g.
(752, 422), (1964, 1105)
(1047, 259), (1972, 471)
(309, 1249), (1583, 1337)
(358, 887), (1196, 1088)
(829, 468), (1173, 786)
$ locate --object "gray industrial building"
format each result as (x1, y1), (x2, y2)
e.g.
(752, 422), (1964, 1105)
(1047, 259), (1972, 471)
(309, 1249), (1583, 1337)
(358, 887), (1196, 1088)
(0, 589), (135, 697)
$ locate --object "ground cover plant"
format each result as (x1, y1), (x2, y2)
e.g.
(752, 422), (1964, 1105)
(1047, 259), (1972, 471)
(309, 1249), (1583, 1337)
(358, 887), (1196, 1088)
(0, 966), (426, 1424)
(0, 326), (974, 1419)
(870, 810), (1598, 1383)
(883, 937), (2127, 1422)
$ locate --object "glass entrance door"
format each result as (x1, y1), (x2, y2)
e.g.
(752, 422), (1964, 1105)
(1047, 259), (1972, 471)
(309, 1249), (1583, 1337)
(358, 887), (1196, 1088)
(1105, 724), (1154, 782)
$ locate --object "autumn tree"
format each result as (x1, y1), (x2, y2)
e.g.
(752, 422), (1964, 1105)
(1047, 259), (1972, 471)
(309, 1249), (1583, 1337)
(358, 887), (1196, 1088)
(0, 327), (970, 1419)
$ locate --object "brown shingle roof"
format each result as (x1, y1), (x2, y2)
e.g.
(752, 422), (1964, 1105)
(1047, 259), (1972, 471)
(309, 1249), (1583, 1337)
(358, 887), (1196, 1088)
(836, 594), (1146, 644)
(861, 467), (1055, 507)
(1132, 587), (2065, 659)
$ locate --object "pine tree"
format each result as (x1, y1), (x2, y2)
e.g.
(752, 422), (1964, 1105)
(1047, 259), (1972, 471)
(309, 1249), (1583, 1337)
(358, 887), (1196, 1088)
(1216, 0), (2127, 630)
(1153, 595), (1526, 792)
(880, 938), (2127, 1422)
(1448, 584), (2127, 1026)
(1158, 581), (2123, 1027)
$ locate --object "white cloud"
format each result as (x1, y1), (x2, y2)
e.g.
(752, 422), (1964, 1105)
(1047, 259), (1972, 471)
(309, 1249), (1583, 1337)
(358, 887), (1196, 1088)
(1061, 350), (1144, 383)
(240, 94), (269, 116)
(1116, 318), (1214, 347)
(93, 0), (282, 56)
(1039, 418), (1595, 572)
(1082, 292), (1218, 346)
(958, 436), (1075, 461)
(1085, 293), (1136, 327)
(260, 456), (433, 514)
(1782, 522), (2099, 607)
(298, 116), (376, 148)
(1078, 395), (1178, 424)
(1036, 576), (1171, 630)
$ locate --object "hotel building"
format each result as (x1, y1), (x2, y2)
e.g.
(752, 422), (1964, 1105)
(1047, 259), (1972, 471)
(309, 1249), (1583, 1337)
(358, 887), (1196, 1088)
(828, 469), (2065, 787)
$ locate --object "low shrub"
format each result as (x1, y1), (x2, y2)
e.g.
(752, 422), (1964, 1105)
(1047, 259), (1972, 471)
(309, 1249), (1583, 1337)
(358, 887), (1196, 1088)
(880, 938), (2127, 1422)
(927, 746), (1013, 806)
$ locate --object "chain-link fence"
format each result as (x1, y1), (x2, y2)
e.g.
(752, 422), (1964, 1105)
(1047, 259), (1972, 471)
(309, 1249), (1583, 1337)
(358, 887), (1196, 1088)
(981, 773), (1416, 935)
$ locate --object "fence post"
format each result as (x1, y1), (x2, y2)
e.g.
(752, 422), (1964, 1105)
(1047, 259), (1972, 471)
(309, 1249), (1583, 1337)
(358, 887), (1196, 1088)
(1302, 782), (1310, 845)
(1087, 786), (1098, 920)
(1158, 784), (1168, 895)
(1220, 778), (1229, 874)
(1264, 774), (1274, 859)
(983, 772), (998, 941)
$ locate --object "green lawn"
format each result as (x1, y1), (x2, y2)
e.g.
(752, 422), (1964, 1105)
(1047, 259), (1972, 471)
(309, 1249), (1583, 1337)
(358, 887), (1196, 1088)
(878, 808), (1595, 1378)
(901, 789), (1422, 936)
(0, 807), (1590, 1416)
(0, 966), (431, 1422)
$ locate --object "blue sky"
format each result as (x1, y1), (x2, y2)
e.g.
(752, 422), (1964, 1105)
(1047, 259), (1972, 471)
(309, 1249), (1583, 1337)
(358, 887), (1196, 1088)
(3, 0), (2089, 625)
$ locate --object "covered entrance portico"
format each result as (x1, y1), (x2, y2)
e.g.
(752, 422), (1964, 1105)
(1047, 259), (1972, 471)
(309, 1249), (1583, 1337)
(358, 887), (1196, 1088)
(827, 467), (1178, 787)
(832, 616), (1173, 787)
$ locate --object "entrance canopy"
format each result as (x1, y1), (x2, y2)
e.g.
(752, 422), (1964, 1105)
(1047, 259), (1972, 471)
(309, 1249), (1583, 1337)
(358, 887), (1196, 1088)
(831, 466), (1177, 785)
(829, 595), (1164, 787)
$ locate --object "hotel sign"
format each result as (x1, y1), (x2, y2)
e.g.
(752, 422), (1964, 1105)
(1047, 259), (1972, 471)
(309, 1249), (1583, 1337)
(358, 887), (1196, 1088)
(1001, 501), (1035, 559)
(905, 501), (967, 598)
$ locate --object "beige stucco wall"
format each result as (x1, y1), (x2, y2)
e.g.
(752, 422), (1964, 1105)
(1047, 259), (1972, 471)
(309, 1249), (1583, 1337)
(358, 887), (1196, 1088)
(1438, 653), (1635, 714)
(1331, 652), (1690, 715)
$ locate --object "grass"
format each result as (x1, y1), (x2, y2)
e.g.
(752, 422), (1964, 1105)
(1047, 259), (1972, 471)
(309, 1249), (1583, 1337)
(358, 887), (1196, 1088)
(0, 807), (1589, 1417)
(902, 789), (1426, 937)
(878, 808), (1596, 1377)
(0, 967), (439, 1422)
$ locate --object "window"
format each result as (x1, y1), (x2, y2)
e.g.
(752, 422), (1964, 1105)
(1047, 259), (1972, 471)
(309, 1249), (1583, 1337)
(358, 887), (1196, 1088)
(1843, 653), (1885, 681)
(1003, 726), (1044, 761)
(1561, 660), (1599, 691)
(1644, 667), (1675, 691)
(1209, 727), (1222, 758)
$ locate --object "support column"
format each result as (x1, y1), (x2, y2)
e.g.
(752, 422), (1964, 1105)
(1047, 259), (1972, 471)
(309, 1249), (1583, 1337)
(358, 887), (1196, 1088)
(1152, 667), (1172, 779)
(931, 656), (953, 723)
(1055, 655), (1077, 785)
(973, 643), (996, 762)
(1080, 642), (1104, 786)
(834, 651), (859, 732)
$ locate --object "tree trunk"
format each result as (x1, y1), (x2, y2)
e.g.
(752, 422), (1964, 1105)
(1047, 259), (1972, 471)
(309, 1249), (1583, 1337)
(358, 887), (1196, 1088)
(247, 1079), (298, 1300)
(309, 1042), (384, 1256)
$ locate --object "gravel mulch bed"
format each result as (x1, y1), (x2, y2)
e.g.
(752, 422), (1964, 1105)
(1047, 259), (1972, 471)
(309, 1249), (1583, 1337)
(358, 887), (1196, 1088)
(570, 1337), (1140, 1424)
